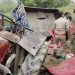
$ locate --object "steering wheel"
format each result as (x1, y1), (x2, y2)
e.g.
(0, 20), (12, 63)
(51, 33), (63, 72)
(0, 13), (16, 32)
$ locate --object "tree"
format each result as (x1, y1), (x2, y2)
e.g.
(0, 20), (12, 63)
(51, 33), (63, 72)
(21, 0), (71, 8)
(21, 0), (36, 6)
(0, 0), (16, 13)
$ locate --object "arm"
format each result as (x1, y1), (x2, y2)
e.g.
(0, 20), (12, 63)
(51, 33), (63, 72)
(52, 22), (56, 36)
(65, 20), (70, 37)
(52, 22), (56, 32)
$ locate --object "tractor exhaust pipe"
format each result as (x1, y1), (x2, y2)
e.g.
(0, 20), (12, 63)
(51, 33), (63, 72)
(0, 64), (12, 75)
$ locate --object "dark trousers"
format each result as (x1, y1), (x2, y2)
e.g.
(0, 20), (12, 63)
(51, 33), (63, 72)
(66, 31), (68, 41)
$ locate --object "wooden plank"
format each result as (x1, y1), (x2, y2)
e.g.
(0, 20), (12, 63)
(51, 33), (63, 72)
(0, 31), (20, 43)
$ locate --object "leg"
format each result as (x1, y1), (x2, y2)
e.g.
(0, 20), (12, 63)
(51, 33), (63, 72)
(54, 37), (59, 45)
(60, 36), (66, 46)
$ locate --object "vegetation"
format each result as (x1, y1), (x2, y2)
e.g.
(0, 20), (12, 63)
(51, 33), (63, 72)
(21, 0), (71, 8)
(0, 0), (16, 18)
(0, 0), (74, 23)
(0, 0), (71, 18)
(21, 0), (75, 23)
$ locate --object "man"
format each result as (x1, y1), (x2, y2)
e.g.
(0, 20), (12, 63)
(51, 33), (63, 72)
(64, 12), (72, 40)
(52, 12), (70, 46)
(64, 12), (72, 21)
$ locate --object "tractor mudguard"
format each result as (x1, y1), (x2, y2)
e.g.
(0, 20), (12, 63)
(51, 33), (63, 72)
(0, 37), (9, 63)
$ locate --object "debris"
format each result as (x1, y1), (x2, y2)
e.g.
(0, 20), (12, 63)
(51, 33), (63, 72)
(18, 42), (48, 75)
(0, 31), (20, 43)
(18, 32), (46, 56)
(65, 53), (74, 59)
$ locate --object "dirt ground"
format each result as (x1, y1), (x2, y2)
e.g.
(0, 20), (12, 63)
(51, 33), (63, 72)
(43, 36), (75, 67)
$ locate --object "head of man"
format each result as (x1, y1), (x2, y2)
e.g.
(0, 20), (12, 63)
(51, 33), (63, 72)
(64, 12), (72, 20)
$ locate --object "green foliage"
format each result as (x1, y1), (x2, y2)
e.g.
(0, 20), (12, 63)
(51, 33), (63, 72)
(21, 0), (36, 6)
(0, 0), (16, 12)
(0, 0), (16, 18)
(21, 0), (71, 8)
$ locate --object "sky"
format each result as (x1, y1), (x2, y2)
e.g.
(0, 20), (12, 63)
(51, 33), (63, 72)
(72, 0), (75, 2)
(12, 0), (18, 3)
(0, 0), (18, 3)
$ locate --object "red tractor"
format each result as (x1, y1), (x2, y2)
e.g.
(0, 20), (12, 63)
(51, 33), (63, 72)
(0, 37), (9, 64)
(0, 13), (20, 75)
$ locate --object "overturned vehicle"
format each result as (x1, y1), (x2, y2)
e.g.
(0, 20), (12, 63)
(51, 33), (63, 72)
(0, 4), (59, 75)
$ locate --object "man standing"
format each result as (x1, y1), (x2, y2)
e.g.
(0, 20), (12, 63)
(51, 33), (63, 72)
(64, 12), (72, 21)
(64, 12), (72, 40)
(52, 12), (70, 46)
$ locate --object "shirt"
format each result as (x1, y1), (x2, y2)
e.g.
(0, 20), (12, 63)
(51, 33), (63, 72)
(52, 17), (69, 34)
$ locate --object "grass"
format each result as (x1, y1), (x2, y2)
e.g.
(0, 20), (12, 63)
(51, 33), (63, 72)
(43, 55), (62, 67)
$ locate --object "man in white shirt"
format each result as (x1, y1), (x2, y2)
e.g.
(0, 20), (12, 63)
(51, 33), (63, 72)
(64, 12), (72, 40)
(52, 12), (70, 45)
